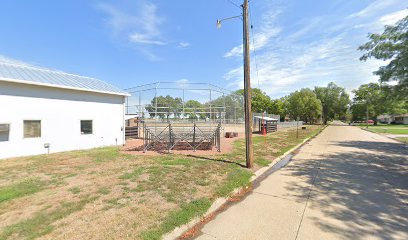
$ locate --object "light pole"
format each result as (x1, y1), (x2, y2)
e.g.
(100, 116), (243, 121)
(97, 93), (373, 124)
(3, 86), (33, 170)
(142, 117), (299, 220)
(217, 0), (253, 168)
(366, 100), (369, 129)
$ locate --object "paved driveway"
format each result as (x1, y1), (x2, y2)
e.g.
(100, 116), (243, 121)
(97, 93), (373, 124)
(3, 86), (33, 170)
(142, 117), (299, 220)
(195, 126), (408, 240)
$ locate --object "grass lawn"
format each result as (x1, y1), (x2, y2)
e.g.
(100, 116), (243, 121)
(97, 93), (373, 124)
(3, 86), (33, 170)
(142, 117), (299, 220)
(359, 125), (408, 135)
(395, 137), (408, 143)
(0, 125), (323, 240)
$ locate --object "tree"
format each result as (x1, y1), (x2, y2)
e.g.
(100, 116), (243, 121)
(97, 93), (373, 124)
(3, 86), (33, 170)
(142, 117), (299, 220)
(235, 88), (273, 113)
(269, 98), (287, 121)
(184, 100), (204, 120)
(351, 82), (408, 121)
(358, 16), (408, 98)
(145, 95), (183, 119)
(208, 93), (244, 122)
(286, 88), (322, 123)
(314, 82), (350, 124)
(351, 83), (381, 122)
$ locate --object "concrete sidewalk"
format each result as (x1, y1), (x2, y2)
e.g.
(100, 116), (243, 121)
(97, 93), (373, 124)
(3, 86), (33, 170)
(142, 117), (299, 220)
(195, 126), (408, 240)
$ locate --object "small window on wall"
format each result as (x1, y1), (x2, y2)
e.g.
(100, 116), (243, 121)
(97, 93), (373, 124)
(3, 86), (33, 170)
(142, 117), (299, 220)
(81, 120), (93, 134)
(24, 120), (41, 138)
(0, 124), (10, 141)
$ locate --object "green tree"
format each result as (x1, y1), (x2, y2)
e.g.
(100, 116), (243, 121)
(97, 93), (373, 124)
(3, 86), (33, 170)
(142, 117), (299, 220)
(184, 100), (204, 120)
(286, 88), (322, 123)
(269, 98), (287, 120)
(145, 95), (183, 119)
(351, 83), (381, 122)
(208, 93), (244, 121)
(351, 82), (408, 121)
(235, 88), (273, 113)
(358, 16), (408, 98)
(314, 82), (350, 124)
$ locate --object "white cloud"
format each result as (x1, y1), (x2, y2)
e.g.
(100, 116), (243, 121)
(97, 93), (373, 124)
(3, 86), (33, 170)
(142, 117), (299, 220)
(222, 1), (395, 98)
(177, 41), (191, 49)
(224, 9), (282, 58)
(98, 2), (166, 46)
(129, 34), (166, 45)
(96, 1), (168, 60)
(379, 8), (408, 25)
(347, 0), (399, 19)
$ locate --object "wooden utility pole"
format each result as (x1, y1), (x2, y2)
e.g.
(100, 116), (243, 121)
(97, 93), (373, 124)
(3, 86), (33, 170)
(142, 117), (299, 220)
(243, 0), (253, 168)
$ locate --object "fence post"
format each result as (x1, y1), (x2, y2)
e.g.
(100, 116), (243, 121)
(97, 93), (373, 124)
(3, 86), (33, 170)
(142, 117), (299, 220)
(217, 123), (221, 152)
(168, 122), (172, 153)
(193, 121), (196, 152)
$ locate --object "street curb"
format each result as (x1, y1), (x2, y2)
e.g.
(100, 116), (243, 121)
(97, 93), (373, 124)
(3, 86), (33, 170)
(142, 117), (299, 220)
(163, 125), (327, 240)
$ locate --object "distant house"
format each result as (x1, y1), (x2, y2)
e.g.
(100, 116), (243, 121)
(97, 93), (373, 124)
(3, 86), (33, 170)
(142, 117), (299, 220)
(377, 114), (408, 124)
(394, 114), (408, 124)
(0, 60), (130, 159)
(377, 114), (393, 124)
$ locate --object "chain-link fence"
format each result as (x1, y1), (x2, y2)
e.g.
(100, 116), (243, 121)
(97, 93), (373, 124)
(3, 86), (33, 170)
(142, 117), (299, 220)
(125, 82), (244, 124)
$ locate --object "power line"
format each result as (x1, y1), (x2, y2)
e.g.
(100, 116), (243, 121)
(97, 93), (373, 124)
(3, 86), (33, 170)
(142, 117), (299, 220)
(248, 2), (261, 89)
(227, 0), (242, 9)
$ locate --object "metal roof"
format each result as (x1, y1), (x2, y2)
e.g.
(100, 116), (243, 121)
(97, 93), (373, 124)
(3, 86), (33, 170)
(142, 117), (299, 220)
(0, 60), (129, 96)
(254, 116), (279, 121)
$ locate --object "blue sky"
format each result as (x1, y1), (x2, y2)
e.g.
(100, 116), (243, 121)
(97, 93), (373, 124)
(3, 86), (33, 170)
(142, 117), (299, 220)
(0, 0), (407, 98)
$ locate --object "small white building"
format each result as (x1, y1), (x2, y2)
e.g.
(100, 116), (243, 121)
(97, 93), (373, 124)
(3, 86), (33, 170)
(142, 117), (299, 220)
(0, 60), (129, 159)
(377, 114), (408, 124)
(394, 114), (408, 125)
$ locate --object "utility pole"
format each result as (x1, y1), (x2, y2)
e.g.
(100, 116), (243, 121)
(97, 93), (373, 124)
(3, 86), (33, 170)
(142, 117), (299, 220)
(243, 0), (253, 168)
(216, 0), (253, 168)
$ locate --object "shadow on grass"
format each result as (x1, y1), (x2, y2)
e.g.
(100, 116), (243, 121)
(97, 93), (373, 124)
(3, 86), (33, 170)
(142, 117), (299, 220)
(186, 155), (246, 168)
(282, 139), (408, 239)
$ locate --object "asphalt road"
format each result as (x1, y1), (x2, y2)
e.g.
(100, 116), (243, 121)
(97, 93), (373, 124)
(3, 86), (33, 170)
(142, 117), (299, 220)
(195, 126), (408, 240)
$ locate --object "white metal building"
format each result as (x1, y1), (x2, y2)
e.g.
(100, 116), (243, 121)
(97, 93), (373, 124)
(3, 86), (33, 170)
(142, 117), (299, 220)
(0, 60), (129, 159)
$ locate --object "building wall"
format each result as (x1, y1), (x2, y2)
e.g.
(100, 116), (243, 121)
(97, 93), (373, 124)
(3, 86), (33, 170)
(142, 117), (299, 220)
(394, 117), (408, 124)
(0, 81), (126, 159)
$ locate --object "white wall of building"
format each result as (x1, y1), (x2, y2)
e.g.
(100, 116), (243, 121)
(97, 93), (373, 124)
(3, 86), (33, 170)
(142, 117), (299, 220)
(0, 81), (126, 159)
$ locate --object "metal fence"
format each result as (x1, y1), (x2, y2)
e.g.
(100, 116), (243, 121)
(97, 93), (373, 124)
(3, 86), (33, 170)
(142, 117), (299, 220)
(124, 82), (244, 124)
(277, 121), (303, 128)
(141, 121), (221, 153)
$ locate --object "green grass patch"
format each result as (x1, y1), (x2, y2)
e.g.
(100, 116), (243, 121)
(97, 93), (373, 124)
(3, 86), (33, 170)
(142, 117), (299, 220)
(396, 137), (408, 143)
(255, 158), (270, 167)
(195, 178), (210, 186)
(0, 178), (45, 204)
(68, 187), (81, 194)
(158, 157), (195, 167)
(119, 167), (144, 180)
(366, 127), (408, 134)
(215, 167), (252, 197)
(140, 198), (212, 240)
(359, 125), (408, 134)
(97, 187), (111, 195)
(80, 147), (121, 163)
(0, 196), (97, 240)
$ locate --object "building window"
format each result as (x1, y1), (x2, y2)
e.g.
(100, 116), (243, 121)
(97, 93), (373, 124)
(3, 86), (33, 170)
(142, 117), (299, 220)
(0, 124), (10, 142)
(24, 120), (41, 138)
(81, 120), (93, 134)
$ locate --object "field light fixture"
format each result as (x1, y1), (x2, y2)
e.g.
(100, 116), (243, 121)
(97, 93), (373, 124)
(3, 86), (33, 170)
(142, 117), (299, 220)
(216, 15), (242, 29)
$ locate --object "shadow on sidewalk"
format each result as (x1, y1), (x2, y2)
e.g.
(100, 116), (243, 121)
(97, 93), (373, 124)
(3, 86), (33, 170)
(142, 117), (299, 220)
(283, 139), (408, 239)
